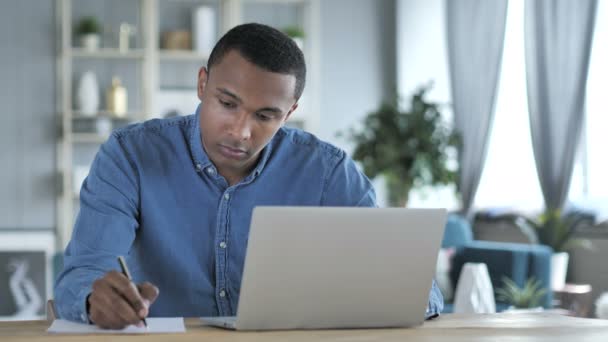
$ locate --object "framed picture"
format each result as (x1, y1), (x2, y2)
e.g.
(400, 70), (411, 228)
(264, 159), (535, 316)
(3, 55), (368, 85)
(0, 231), (55, 321)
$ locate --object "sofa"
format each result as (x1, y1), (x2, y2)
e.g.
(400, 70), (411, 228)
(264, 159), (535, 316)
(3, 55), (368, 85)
(440, 214), (553, 312)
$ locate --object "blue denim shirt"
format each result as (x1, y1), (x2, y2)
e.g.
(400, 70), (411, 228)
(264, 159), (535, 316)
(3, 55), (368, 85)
(54, 111), (443, 323)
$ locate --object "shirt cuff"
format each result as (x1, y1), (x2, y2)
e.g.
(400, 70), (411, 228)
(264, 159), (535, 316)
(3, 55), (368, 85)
(73, 286), (93, 324)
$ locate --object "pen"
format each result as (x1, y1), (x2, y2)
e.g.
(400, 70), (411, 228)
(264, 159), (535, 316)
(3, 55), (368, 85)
(117, 256), (148, 327)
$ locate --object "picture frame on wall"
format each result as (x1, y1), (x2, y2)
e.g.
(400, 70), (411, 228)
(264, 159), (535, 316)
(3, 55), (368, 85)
(0, 231), (55, 321)
(0, 251), (46, 319)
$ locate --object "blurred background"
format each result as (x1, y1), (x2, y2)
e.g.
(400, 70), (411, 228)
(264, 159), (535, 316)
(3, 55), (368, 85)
(0, 0), (607, 321)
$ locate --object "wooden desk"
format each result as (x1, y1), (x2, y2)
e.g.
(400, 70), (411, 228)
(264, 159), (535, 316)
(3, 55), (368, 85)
(1, 313), (608, 341)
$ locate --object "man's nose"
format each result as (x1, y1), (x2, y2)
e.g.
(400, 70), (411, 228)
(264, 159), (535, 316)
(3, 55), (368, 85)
(228, 111), (252, 141)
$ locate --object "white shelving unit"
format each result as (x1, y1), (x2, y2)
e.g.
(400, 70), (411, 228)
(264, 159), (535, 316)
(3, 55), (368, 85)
(71, 48), (147, 59)
(56, 0), (320, 248)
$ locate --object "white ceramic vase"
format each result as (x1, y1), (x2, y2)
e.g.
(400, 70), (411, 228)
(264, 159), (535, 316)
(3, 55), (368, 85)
(453, 263), (496, 314)
(192, 6), (216, 56)
(551, 252), (569, 290)
(595, 292), (608, 319)
(76, 71), (100, 117)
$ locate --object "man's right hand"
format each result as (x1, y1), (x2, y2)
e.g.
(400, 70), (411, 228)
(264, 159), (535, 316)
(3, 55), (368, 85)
(87, 270), (159, 329)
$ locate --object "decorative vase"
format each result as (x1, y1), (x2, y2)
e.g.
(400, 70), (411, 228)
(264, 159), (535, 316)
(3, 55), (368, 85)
(551, 252), (569, 290)
(80, 34), (100, 51)
(596, 292), (608, 319)
(192, 6), (216, 56)
(118, 23), (136, 52)
(106, 76), (127, 117)
(76, 71), (99, 117)
(453, 263), (496, 314)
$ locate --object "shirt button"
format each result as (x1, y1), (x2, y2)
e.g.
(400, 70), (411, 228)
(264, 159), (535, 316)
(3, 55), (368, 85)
(195, 163), (202, 172)
(223, 193), (230, 200)
(219, 241), (227, 249)
(219, 289), (226, 298)
(206, 167), (215, 175)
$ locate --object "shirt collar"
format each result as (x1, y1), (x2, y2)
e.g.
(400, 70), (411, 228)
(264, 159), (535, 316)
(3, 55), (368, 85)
(188, 103), (277, 179)
(189, 104), (213, 170)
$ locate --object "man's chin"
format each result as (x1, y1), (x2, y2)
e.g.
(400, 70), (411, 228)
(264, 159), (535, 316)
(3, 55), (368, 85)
(217, 145), (249, 161)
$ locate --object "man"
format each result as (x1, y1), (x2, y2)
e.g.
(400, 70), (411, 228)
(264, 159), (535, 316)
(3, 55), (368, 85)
(54, 23), (443, 329)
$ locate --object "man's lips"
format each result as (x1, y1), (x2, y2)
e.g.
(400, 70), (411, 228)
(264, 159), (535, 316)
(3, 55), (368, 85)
(218, 144), (248, 160)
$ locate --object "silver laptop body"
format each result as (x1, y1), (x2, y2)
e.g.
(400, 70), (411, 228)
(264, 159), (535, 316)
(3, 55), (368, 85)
(201, 206), (447, 330)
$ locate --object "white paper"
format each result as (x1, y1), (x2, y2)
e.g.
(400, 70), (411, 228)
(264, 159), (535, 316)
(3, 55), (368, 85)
(47, 317), (185, 334)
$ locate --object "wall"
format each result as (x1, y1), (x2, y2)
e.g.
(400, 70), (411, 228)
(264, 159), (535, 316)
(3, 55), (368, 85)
(396, 0), (450, 109)
(319, 0), (396, 207)
(0, 0), (56, 230)
(318, 0), (396, 151)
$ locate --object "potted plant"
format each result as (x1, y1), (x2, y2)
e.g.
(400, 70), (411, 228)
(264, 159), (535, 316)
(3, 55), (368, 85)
(75, 16), (102, 51)
(342, 84), (460, 207)
(282, 26), (305, 50)
(512, 209), (593, 290)
(496, 276), (547, 309)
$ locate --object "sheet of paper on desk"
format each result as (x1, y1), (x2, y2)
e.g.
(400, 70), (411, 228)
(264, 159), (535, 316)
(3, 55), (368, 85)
(47, 317), (186, 334)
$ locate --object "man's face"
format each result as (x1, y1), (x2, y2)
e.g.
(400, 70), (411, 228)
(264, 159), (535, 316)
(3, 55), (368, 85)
(197, 50), (298, 182)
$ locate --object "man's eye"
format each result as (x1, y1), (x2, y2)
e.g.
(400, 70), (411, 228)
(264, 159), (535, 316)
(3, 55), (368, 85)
(219, 99), (235, 108)
(256, 113), (271, 121)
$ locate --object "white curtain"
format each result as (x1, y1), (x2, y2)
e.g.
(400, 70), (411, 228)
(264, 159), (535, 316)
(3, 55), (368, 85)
(525, 0), (598, 210)
(445, 0), (508, 214)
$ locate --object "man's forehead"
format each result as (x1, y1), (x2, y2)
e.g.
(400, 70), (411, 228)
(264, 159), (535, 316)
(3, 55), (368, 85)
(207, 51), (297, 102)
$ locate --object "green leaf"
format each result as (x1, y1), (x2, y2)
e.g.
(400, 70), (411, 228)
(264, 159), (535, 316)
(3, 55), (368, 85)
(496, 276), (547, 308)
(338, 84), (460, 206)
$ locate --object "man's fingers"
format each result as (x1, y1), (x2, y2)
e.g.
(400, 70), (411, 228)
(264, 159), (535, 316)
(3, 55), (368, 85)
(88, 271), (159, 329)
(105, 289), (144, 325)
(105, 271), (148, 316)
(137, 282), (160, 304)
(89, 290), (129, 329)
(89, 279), (142, 327)
(92, 304), (124, 329)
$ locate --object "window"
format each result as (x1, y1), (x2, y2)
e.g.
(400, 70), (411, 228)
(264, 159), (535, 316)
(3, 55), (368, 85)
(399, 0), (606, 212)
(475, 0), (607, 212)
(572, 0), (608, 204)
(473, 0), (543, 212)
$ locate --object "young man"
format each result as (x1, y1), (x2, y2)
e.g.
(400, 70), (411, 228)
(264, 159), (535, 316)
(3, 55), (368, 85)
(54, 23), (443, 329)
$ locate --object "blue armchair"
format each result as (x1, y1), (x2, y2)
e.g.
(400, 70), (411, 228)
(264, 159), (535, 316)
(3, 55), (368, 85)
(441, 215), (553, 312)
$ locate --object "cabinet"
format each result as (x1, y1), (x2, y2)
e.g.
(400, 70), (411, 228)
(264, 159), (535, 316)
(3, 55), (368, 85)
(56, 0), (320, 248)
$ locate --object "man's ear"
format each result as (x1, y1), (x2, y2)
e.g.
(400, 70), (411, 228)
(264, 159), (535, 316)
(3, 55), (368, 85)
(197, 67), (208, 101)
(283, 102), (299, 123)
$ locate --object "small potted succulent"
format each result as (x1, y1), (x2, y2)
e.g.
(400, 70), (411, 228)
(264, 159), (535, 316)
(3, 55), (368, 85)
(496, 276), (547, 310)
(75, 16), (102, 51)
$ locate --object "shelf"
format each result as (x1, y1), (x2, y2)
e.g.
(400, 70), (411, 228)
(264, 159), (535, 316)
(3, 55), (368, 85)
(71, 133), (109, 144)
(70, 48), (145, 59)
(159, 50), (209, 61)
(56, 0), (320, 248)
(71, 111), (141, 120)
(243, 0), (308, 4)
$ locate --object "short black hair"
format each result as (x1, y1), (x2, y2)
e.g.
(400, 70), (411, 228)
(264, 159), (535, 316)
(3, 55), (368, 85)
(207, 23), (306, 100)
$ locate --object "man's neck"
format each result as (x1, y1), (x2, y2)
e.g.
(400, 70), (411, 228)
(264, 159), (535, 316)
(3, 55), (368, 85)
(217, 160), (257, 186)
(222, 171), (245, 186)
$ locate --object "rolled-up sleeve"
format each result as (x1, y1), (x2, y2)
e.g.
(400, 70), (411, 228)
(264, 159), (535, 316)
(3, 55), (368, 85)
(54, 133), (140, 323)
(425, 279), (444, 319)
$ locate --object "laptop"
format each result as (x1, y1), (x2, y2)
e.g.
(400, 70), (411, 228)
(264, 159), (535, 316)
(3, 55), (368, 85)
(201, 206), (447, 330)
